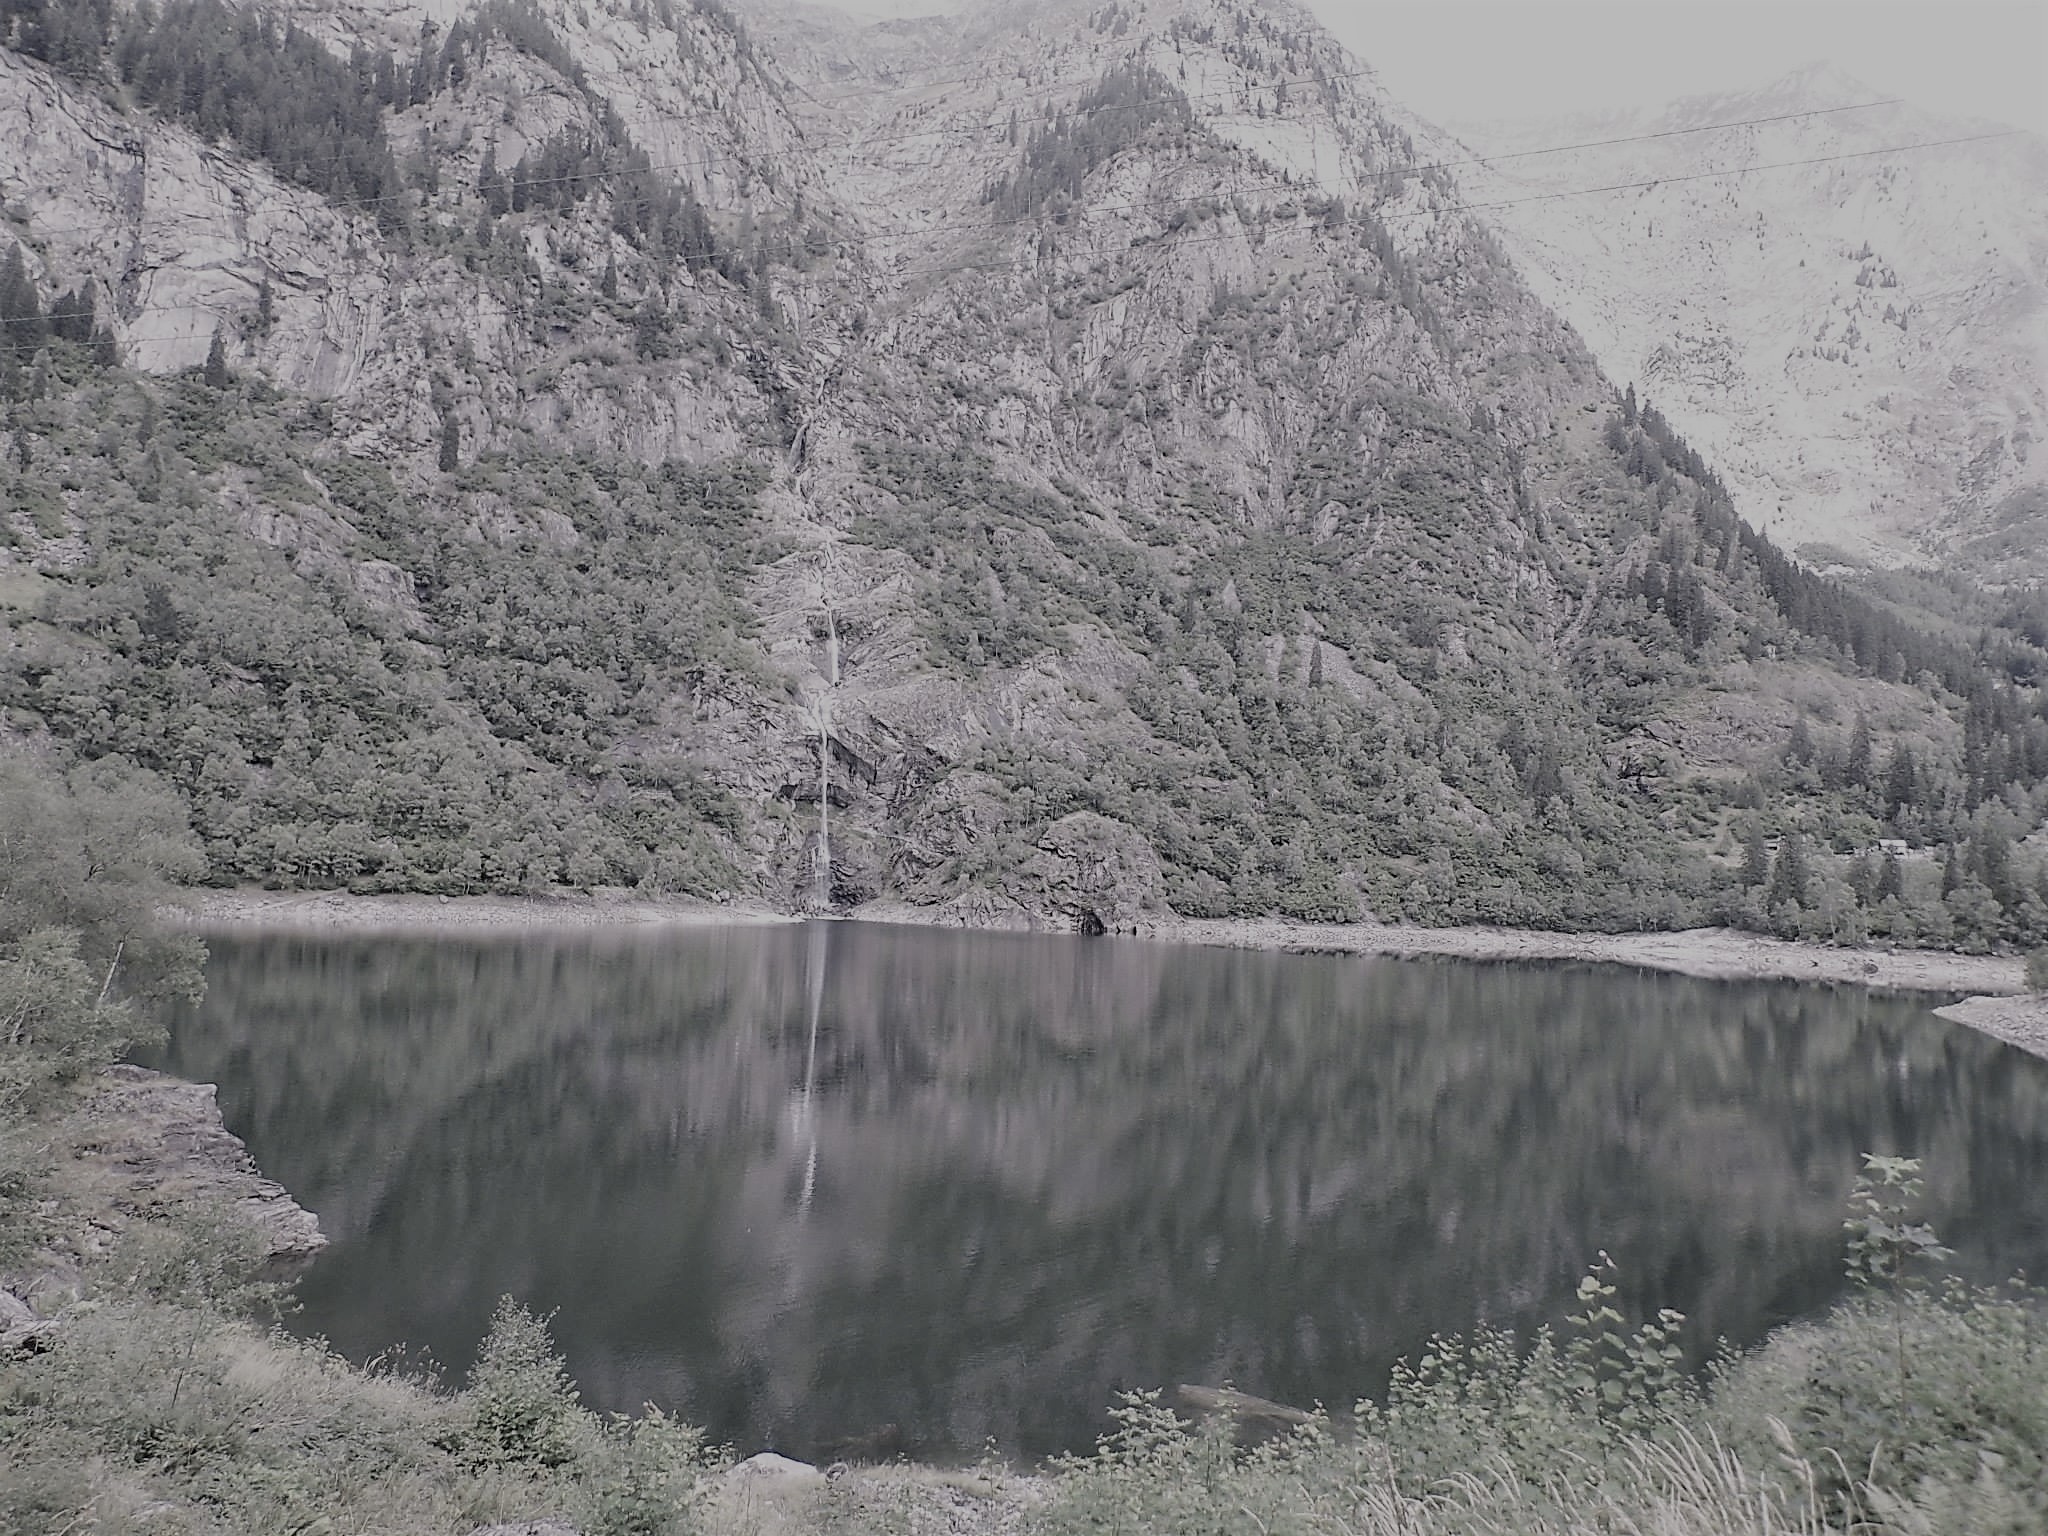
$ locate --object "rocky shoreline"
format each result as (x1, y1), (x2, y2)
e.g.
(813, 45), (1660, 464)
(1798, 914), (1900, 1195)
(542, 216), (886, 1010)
(168, 888), (2044, 1062)
(176, 886), (2019, 990)
(170, 887), (799, 935)
(2, 1064), (326, 1348)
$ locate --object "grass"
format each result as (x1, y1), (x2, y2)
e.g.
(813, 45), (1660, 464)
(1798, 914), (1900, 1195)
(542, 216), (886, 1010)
(3, 1179), (2041, 1535)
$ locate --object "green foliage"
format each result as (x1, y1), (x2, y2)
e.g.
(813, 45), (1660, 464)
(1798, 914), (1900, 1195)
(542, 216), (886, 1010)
(984, 65), (1194, 220)
(1561, 1251), (1690, 1429)
(0, 373), (761, 896)
(0, 0), (110, 77)
(1709, 1283), (2048, 1528)
(450, 1296), (594, 1470)
(0, 751), (204, 1107)
(1843, 1154), (1953, 1288)
(113, 1202), (285, 1316)
(113, 0), (411, 231)
(587, 1407), (710, 1536)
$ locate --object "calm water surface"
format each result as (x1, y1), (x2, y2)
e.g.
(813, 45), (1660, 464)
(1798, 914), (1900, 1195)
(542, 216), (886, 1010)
(162, 922), (2048, 1462)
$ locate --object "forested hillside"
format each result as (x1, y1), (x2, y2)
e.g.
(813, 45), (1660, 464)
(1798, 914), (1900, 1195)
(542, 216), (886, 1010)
(1, 0), (2044, 945)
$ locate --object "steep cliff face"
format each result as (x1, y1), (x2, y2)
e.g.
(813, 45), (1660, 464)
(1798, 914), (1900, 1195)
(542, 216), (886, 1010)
(1453, 67), (2048, 577)
(2, 0), (2041, 932)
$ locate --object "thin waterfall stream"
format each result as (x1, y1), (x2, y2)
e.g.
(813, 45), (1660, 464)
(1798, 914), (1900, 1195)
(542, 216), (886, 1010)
(814, 607), (840, 914)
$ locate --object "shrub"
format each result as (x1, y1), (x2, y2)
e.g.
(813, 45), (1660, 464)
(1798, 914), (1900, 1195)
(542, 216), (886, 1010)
(2027, 946), (2048, 992)
(452, 1297), (594, 1470)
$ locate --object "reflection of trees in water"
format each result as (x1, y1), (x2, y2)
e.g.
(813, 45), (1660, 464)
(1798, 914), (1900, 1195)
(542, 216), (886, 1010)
(164, 927), (2048, 1460)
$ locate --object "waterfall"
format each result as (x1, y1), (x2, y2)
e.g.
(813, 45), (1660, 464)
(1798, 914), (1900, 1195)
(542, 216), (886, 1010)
(815, 712), (831, 912)
(813, 607), (839, 915)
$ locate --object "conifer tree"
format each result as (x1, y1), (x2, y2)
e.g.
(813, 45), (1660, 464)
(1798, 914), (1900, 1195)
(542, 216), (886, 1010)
(1740, 818), (1770, 887)
(1883, 743), (1918, 819)
(1846, 712), (1873, 786)
(1767, 831), (1809, 909)
(1787, 716), (1814, 765)
(0, 245), (44, 360)
(438, 406), (460, 472)
(203, 326), (229, 389)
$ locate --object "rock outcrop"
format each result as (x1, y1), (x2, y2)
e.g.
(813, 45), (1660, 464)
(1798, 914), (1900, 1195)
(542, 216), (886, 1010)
(3, 1064), (327, 1321)
(86, 1065), (329, 1268)
(1455, 68), (2048, 575)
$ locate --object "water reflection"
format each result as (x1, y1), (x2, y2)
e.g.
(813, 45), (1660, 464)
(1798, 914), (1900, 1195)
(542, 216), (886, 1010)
(162, 922), (2048, 1462)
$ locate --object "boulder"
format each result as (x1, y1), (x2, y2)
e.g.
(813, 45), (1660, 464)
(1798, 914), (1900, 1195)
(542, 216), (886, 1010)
(87, 1065), (327, 1268)
(0, 1289), (57, 1354)
(728, 1452), (825, 1484)
(1019, 812), (1168, 931)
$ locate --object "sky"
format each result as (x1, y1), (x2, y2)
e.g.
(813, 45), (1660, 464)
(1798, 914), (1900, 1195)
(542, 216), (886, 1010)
(817, 0), (2048, 135)
(1300, 0), (2048, 132)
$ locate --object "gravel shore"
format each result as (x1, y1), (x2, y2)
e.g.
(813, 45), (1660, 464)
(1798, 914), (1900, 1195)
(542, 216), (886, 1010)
(169, 888), (798, 934)
(171, 889), (2041, 1059)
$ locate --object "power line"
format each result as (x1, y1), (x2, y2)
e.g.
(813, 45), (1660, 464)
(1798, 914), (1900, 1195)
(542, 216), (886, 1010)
(877, 129), (2027, 281)
(3, 92), (1907, 268)
(833, 98), (1905, 249)
(7, 126), (2011, 346)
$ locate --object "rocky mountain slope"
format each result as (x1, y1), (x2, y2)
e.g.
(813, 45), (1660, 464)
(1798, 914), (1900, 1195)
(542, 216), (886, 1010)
(1, 0), (2044, 939)
(1452, 66), (2048, 577)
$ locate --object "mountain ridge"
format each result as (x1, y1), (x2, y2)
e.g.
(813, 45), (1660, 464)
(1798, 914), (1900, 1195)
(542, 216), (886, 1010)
(1452, 67), (2048, 576)
(1, 0), (2045, 949)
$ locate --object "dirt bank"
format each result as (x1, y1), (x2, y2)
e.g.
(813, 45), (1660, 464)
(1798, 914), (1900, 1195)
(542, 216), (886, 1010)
(171, 891), (2040, 1062)
(168, 888), (800, 935)
(1932, 995), (2048, 1062)
(853, 901), (2025, 996)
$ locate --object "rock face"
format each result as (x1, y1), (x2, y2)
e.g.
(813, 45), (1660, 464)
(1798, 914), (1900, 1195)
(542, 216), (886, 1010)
(1454, 67), (2048, 575)
(81, 1065), (328, 1268)
(0, 0), (2026, 929)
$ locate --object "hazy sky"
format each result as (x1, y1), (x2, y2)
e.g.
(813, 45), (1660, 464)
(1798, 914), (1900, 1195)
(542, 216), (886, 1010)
(819, 0), (2048, 134)
(1301, 0), (2048, 131)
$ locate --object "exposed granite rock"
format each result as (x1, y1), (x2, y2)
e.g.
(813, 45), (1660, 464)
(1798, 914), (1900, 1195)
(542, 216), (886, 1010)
(0, 1288), (58, 1354)
(1018, 813), (1169, 932)
(1934, 995), (2048, 1062)
(728, 1452), (826, 1484)
(84, 1065), (327, 1268)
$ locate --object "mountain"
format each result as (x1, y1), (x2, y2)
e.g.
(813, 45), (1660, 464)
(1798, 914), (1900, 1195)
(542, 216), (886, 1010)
(1, 0), (2044, 945)
(1450, 66), (2048, 577)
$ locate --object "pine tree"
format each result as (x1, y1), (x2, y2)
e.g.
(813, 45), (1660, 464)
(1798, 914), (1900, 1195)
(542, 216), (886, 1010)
(1767, 831), (1809, 909)
(600, 255), (618, 300)
(1876, 851), (1904, 902)
(1740, 818), (1770, 886)
(1786, 717), (1814, 765)
(1846, 712), (1873, 786)
(1308, 642), (1324, 688)
(203, 326), (229, 388)
(0, 245), (45, 360)
(257, 276), (274, 334)
(438, 407), (460, 473)
(1883, 743), (1918, 818)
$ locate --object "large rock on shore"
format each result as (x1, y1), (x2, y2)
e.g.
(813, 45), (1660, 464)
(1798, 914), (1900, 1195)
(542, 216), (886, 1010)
(4, 1064), (327, 1317)
(89, 1065), (328, 1267)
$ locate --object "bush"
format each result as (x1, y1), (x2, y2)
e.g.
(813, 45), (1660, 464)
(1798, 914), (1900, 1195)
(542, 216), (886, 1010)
(2028, 946), (2048, 992)
(451, 1296), (594, 1470)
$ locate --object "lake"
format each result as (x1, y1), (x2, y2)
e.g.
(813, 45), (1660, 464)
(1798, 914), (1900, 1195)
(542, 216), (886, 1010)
(161, 920), (2048, 1464)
